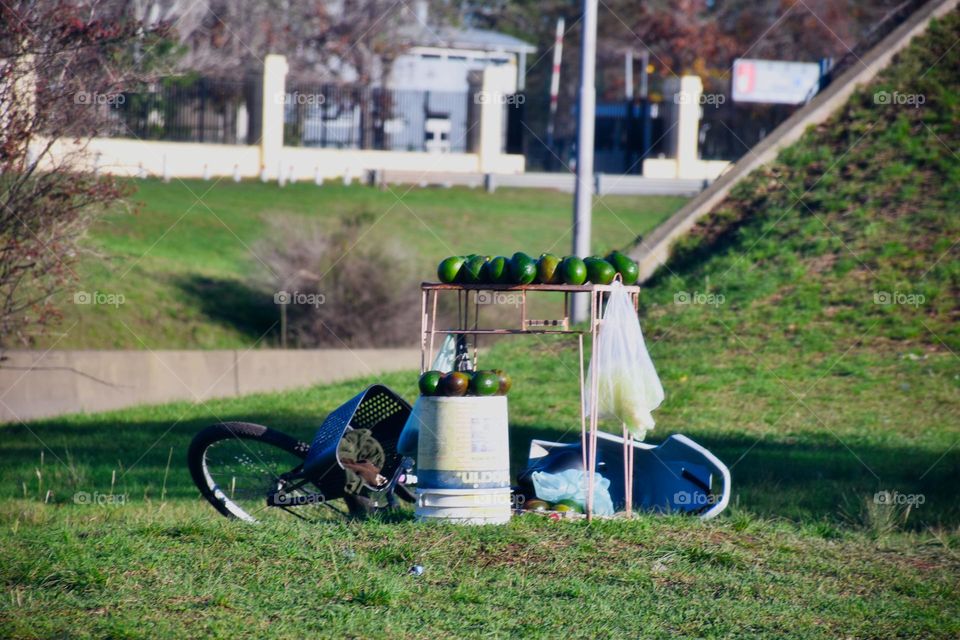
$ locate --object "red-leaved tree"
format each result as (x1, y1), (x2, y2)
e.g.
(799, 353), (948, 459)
(0, 1), (169, 346)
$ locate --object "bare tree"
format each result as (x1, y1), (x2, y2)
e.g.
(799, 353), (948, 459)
(0, 1), (169, 346)
(124, 0), (427, 83)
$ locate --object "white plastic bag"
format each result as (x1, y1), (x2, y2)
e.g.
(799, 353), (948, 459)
(430, 334), (457, 372)
(587, 281), (664, 440)
(531, 469), (615, 516)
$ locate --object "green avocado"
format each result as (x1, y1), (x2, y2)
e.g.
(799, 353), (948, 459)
(469, 370), (500, 396)
(606, 250), (639, 285)
(494, 369), (512, 395)
(437, 256), (465, 284)
(524, 499), (549, 512)
(509, 252), (537, 285)
(461, 255), (489, 284)
(554, 498), (584, 513)
(537, 253), (562, 284)
(483, 256), (510, 284)
(440, 371), (469, 396)
(559, 256), (588, 285)
(418, 370), (442, 396)
(585, 257), (616, 285)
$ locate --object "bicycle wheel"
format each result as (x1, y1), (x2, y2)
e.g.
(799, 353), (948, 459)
(188, 422), (324, 522)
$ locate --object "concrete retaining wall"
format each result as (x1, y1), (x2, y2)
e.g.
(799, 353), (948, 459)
(0, 349), (419, 423)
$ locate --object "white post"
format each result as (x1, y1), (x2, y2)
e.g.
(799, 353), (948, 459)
(571, 0), (598, 324)
(675, 75), (703, 179)
(260, 54), (288, 180)
(476, 65), (518, 174)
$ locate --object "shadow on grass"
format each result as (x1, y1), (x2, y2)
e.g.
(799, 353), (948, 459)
(2, 415), (957, 530)
(175, 274), (278, 343)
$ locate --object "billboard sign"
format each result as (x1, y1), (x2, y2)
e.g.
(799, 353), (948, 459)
(732, 58), (822, 105)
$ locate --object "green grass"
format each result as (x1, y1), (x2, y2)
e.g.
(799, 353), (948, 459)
(4, 10), (960, 639)
(0, 343), (957, 638)
(50, 181), (684, 349)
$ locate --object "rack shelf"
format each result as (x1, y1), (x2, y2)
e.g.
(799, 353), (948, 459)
(418, 279), (641, 520)
(421, 282), (641, 294)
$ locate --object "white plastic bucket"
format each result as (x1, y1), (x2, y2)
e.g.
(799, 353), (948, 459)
(415, 489), (512, 524)
(411, 396), (512, 524)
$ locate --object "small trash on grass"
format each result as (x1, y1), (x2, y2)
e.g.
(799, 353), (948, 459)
(408, 565), (424, 577)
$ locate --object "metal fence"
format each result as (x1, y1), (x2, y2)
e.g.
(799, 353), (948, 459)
(507, 96), (671, 173)
(102, 77), (259, 144)
(698, 101), (796, 161)
(283, 85), (470, 152)
(95, 76), (804, 171)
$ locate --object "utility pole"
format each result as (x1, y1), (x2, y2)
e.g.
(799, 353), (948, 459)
(545, 17), (565, 162)
(571, 0), (598, 324)
(640, 49), (650, 99)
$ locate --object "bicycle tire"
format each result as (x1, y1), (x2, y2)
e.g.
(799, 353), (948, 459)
(188, 422), (311, 522)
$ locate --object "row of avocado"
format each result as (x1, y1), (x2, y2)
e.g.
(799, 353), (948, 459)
(523, 498), (583, 513)
(437, 251), (639, 286)
(418, 369), (512, 397)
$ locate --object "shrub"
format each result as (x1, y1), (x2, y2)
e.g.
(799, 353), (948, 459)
(258, 214), (419, 347)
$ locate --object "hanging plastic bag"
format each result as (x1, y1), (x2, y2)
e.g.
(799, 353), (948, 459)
(431, 334), (457, 372)
(587, 281), (664, 440)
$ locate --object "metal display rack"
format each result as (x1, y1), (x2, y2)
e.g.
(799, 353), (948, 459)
(419, 280), (641, 520)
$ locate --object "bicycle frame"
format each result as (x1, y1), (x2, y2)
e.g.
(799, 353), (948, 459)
(264, 456), (414, 518)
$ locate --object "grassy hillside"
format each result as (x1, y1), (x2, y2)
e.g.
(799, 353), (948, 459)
(47, 182), (684, 349)
(650, 16), (959, 352)
(2, 10), (959, 640)
(628, 8), (960, 526)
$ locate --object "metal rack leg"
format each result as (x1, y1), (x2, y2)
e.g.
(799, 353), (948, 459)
(622, 424), (634, 517)
(420, 289), (428, 373)
(472, 290), (480, 369)
(586, 289), (601, 521)
(427, 290), (439, 367)
(579, 333), (587, 474)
